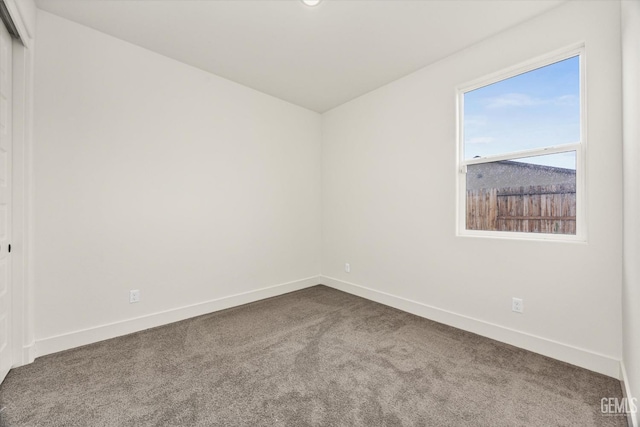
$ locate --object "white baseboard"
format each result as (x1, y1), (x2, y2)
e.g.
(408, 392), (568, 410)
(621, 361), (638, 427)
(33, 274), (623, 382)
(321, 275), (621, 379)
(11, 341), (35, 368)
(36, 276), (321, 358)
(23, 341), (35, 365)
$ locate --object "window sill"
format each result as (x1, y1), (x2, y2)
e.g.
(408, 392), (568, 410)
(457, 229), (587, 244)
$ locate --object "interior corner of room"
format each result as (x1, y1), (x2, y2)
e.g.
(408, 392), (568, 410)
(0, 0), (638, 426)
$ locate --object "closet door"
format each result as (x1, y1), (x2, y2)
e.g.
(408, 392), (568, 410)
(0, 16), (12, 385)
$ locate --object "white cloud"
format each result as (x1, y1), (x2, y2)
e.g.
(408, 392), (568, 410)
(485, 93), (540, 109)
(464, 115), (487, 126)
(553, 94), (578, 106)
(484, 93), (577, 109)
(466, 136), (495, 144)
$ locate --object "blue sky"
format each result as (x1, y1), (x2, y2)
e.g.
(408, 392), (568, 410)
(463, 56), (580, 169)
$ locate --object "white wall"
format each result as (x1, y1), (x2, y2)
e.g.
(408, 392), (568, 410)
(32, 1), (629, 383)
(622, 0), (640, 423)
(321, 0), (623, 377)
(34, 11), (322, 355)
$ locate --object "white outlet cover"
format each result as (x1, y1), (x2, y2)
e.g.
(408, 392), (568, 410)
(512, 297), (523, 313)
(345, 263), (350, 273)
(130, 290), (140, 303)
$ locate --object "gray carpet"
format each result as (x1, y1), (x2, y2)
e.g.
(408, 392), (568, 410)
(0, 285), (626, 426)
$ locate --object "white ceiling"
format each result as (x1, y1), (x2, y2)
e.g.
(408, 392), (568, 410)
(35, 0), (565, 113)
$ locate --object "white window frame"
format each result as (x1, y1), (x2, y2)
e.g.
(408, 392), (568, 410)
(456, 44), (587, 242)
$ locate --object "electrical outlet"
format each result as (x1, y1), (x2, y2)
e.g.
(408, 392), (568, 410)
(129, 290), (140, 303)
(512, 297), (523, 313)
(345, 263), (350, 273)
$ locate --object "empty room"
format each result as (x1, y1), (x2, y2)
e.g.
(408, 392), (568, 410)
(0, 0), (638, 425)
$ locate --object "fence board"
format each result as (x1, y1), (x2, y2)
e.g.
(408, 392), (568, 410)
(466, 184), (576, 235)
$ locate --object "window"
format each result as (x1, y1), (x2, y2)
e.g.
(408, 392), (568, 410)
(457, 47), (584, 240)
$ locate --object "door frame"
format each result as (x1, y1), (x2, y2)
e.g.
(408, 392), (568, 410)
(3, 0), (35, 368)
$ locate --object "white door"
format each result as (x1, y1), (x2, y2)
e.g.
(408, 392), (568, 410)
(0, 19), (12, 384)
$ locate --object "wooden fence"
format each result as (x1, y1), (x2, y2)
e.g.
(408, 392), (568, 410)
(466, 184), (576, 235)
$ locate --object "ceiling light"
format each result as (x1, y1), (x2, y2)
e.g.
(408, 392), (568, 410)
(302, 0), (322, 7)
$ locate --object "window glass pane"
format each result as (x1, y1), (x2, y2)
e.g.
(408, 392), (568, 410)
(463, 56), (580, 160)
(466, 152), (576, 235)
